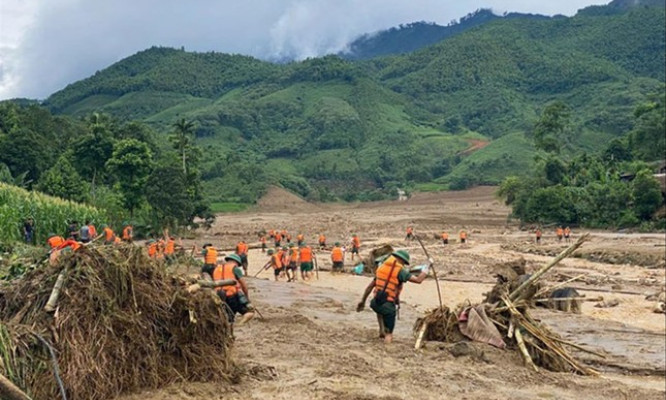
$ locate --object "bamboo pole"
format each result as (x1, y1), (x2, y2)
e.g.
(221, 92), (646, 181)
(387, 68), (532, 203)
(514, 328), (538, 372)
(414, 322), (428, 350)
(534, 296), (603, 303)
(509, 234), (589, 301)
(414, 235), (443, 309)
(44, 270), (67, 312)
(0, 374), (31, 400)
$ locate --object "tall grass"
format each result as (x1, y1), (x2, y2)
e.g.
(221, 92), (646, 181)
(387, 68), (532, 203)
(0, 183), (105, 244)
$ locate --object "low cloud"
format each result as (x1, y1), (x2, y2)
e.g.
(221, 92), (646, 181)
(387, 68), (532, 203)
(0, 0), (606, 100)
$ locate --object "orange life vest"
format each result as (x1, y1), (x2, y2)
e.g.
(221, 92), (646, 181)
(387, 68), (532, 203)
(148, 243), (157, 257)
(260, 236), (266, 244)
(268, 230), (275, 237)
(536, 230), (542, 238)
(213, 262), (239, 297)
(290, 249), (299, 263)
(47, 236), (65, 249)
(204, 247), (218, 264)
(556, 228), (564, 236)
(460, 231), (467, 240)
(564, 227), (571, 236)
(271, 253), (282, 269)
(299, 246), (313, 262)
(374, 256), (403, 302)
(441, 232), (448, 240)
(114, 237), (122, 245)
(165, 239), (175, 255)
(104, 227), (115, 242)
(274, 233), (282, 242)
(122, 226), (132, 240)
(236, 242), (248, 255)
(297, 234), (304, 242)
(286, 234), (292, 241)
(352, 236), (360, 248)
(319, 235), (325, 244)
(281, 250), (290, 266)
(88, 225), (97, 238)
(57, 239), (81, 251)
(407, 227), (413, 234)
(331, 247), (343, 262)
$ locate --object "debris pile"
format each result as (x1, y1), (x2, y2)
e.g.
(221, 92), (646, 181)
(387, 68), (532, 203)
(415, 235), (600, 375)
(0, 245), (236, 400)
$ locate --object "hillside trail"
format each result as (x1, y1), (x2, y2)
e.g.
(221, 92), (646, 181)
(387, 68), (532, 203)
(124, 186), (665, 400)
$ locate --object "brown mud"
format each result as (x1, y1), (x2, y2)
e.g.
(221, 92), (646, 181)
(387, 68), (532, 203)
(124, 186), (665, 400)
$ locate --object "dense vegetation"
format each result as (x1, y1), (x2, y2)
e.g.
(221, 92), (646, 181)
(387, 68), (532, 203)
(0, 0), (663, 230)
(0, 103), (212, 240)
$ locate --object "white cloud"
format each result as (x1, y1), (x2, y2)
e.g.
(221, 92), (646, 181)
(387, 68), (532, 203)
(0, 0), (608, 100)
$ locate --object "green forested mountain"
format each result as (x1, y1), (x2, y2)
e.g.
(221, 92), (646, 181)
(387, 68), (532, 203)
(34, 1), (666, 205)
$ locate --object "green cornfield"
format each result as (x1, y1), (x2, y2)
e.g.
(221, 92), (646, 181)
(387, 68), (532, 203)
(0, 183), (106, 245)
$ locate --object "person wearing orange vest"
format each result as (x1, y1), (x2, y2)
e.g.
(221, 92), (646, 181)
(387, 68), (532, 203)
(296, 233), (304, 246)
(280, 246), (290, 274)
(47, 233), (65, 249)
(350, 234), (361, 261)
(97, 224), (115, 245)
(268, 229), (275, 239)
(147, 240), (158, 258)
(536, 228), (542, 244)
(49, 238), (82, 265)
(272, 247), (286, 281)
(213, 254), (254, 325)
(164, 237), (176, 263)
(459, 230), (467, 244)
(286, 243), (300, 282)
(331, 242), (344, 273)
(286, 233), (292, 244)
(87, 221), (97, 239)
(405, 226), (414, 241)
(201, 244), (218, 277)
(441, 231), (449, 245)
(356, 250), (430, 343)
(299, 242), (314, 280)
(122, 224), (133, 243)
(274, 232), (282, 248)
(556, 226), (564, 242)
(235, 240), (249, 275)
(564, 226), (572, 243)
(260, 235), (267, 253)
(318, 233), (326, 250)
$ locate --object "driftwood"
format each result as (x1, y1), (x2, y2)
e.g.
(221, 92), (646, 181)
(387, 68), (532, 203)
(509, 234), (589, 301)
(415, 322), (428, 350)
(534, 296), (603, 303)
(0, 373), (32, 400)
(44, 270), (67, 312)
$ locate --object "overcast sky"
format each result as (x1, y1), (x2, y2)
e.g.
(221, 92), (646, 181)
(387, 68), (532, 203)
(0, 0), (607, 100)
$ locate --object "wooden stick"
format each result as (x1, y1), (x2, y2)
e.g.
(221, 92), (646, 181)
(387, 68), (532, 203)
(44, 270), (67, 312)
(514, 327), (538, 371)
(535, 274), (587, 297)
(196, 279), (237, 288)
(548, 336), (607, 358)
(534, 296), (603, 303)
(314, 257), (319, 280)
(0, 373), (31, 400)
(509, 234), (589, 301)
(415, 322), (428, 350)
(414, 235), (443, 309)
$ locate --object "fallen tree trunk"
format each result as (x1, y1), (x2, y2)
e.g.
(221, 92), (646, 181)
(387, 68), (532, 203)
(0, 373), (31, 400)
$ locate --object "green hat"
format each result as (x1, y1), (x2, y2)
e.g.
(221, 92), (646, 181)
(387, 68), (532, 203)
(299, 242), (307, 247)
(147, 239), (155, 244)
(100, 224), (107, 229)
(267, 249), (274, 255)
(224, 254), (242, 264)
(288, 243), (295, 247)
(282, 246), (288, 250)
(334, 242), (340, 246)
(48, 232), (56, 238)
(352, 233), (357, 236)
(392, 250), (410, 265)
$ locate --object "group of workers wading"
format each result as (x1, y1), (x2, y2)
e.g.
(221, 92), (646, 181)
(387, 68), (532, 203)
(405, 226), (468, 246)
(535, 226), (572, 244)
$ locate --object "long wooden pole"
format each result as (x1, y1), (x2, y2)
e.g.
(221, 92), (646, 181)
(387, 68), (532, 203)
(0, 373), (31, 400)
(414, 235), (443, 309)
(509, 234), (589, 301)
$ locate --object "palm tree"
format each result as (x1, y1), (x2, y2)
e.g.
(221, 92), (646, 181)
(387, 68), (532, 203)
(169, 119), (195, 174)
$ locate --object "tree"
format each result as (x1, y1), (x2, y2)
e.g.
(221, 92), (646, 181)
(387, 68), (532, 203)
(145, 163), (194, 227)
(0, 127), (52, 185)
(533, 101), (570, 153)
(106, 139), (153, 215)
(631, 169), (662, 219)
(629, 93), (665, 161)
(71, 115), (115, 200)
(169, 118), (196, 174)
(36, 156), (89, 202)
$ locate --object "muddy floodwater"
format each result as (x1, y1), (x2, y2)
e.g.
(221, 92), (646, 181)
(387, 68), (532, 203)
(123, 187), (666, 400)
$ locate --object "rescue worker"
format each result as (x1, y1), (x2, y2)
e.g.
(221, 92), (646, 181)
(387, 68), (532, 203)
(122, 223), (133, 243)
(235, 240), (249, 275)
(87, 221), (97, 239)
(564, 226), (572, 243)
(536, 228), (542, 244)
(297, 233), (305, 246)
(164, 236), (176, 263)
(274, 231), (282, 248)
(79, 222), (91, 243)
(23, 217), (34, 244)
(405, 226), (414, 241)
(331, 242), (344, 274)
(299, 242), (314, 280)
(280, 246), (290, 278)
(441, 231), (449, 245)
(201, 243), (218, 277)
(47, 233), (65, 249)
(287, 243), (299, 282)
(49, 238), (82, 265)
(459, 230), (467, 245)
(271, 248), (284, 281)
(351, 234), (361, 262)
(286, 232), (292, 244)
(213, 254), (254, 325)
(356, 250), (430, 343)
(95, 224), (116, 245)
(260, 235), (267, 253)
(556, 226), (564, 242)
(67, 220), (79, 240)
(147, 239), (158, 259)
(318, 233), (326, 250)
